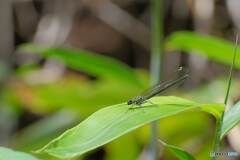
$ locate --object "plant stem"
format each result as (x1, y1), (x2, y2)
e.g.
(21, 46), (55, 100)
(150, 0), (163, 159)
(212, 34), (238, 160)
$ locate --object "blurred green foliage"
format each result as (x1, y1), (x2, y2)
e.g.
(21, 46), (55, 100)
(19, 44), (143, 86)
(1, 31), (240, 160)
(166, 31), (240, 68)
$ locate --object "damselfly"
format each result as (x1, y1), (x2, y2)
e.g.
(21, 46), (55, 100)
(127, 67), (189, 106)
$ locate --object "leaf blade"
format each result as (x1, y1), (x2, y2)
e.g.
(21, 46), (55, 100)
(0, 147), (39, 160)
(37, 96), (222, 158)
(221, 101), (240, 139)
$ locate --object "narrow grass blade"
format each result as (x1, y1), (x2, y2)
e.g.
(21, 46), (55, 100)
(212, 34), (238, 157)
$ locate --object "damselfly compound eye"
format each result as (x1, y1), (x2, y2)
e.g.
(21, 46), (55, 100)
(127, 100), (133, 105)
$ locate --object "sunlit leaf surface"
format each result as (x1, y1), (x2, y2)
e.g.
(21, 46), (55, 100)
(0, 147), (39, 160)
(37, 96), (222, 158)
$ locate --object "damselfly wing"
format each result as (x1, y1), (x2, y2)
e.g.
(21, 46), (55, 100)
(127, 67), (188, 106)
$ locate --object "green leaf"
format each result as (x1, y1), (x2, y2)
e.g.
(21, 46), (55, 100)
(165, 31), (240, 68)
(158, 140), (195, 160)
(0, 147), (39, 160)
(9, 75), (144, 115)
(37, 96), (222, 158)
(18, 44), (142, 86)
(221, 101), (240, 139)
(200, 103), (224, 119)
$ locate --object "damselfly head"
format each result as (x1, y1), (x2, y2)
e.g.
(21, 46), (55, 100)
(127, 99), (134, 105)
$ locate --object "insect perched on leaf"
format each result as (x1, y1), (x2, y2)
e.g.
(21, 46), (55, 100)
(127, 67), (189, 106)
